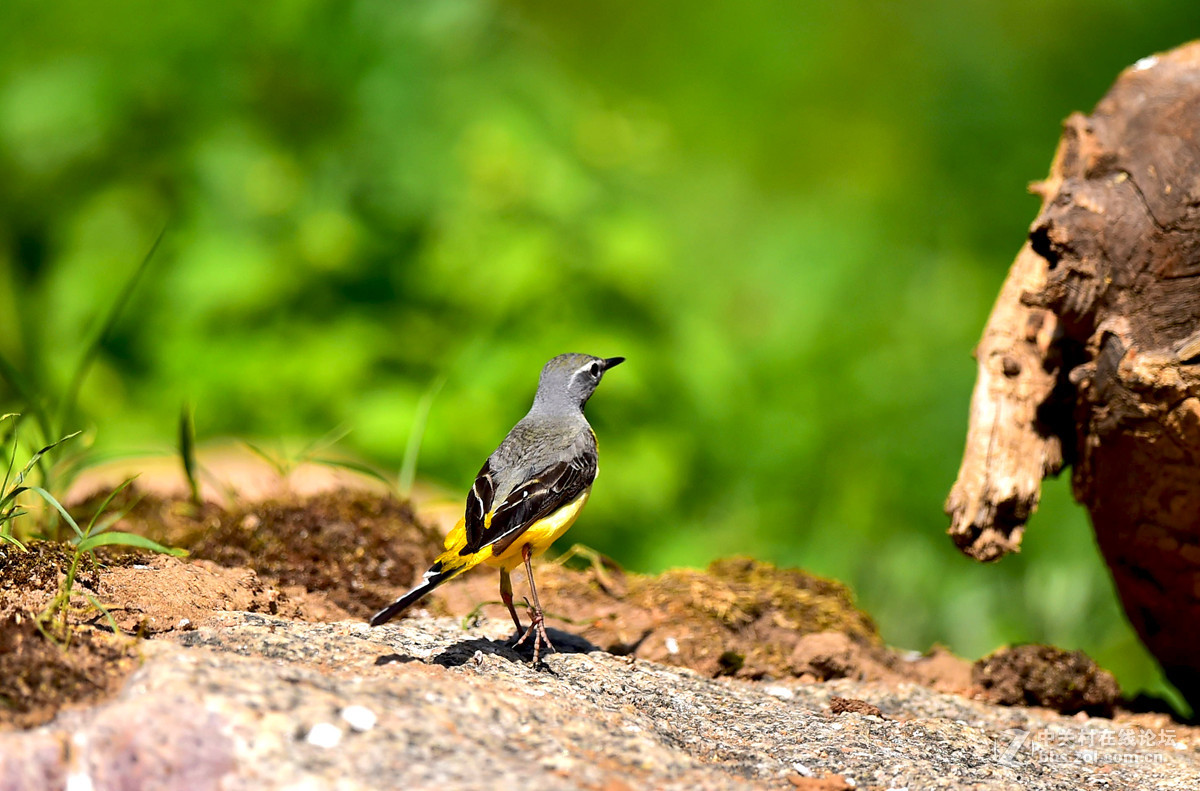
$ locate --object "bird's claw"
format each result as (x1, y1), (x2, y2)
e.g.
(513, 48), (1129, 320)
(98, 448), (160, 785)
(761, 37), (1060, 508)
(513, 598), (555, 664)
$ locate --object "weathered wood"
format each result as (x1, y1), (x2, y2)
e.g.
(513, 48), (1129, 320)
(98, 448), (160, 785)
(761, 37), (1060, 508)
(947, 41), (1200, 703)
(944, 238), (1063, 562)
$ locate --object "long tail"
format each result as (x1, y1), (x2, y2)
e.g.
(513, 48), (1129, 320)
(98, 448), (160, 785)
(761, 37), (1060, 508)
(369, 525), (492, 627)
(368, 566), (457, 626)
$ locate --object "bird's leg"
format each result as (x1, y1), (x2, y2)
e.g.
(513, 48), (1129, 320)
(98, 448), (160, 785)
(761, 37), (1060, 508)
(514, 543), (555, 663)
(499, 568), (523, 636)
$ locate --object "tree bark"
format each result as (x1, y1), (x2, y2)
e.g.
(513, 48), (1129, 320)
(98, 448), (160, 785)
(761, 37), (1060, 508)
(947, 41), (1200, 703)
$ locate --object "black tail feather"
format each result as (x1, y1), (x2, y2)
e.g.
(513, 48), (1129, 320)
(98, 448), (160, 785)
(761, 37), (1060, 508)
(369, 566), (455, 627)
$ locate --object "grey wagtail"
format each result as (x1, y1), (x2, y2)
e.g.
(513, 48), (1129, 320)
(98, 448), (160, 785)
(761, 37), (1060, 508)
(370, 353), (624, 663)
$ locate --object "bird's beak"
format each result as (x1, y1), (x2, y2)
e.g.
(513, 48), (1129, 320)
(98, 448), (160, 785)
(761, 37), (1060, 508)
(602, 356), (625, 371)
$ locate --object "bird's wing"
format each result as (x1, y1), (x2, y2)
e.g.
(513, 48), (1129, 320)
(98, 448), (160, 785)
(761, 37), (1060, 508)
(463, 460), (496, 550)
(460, 445), (597, 558)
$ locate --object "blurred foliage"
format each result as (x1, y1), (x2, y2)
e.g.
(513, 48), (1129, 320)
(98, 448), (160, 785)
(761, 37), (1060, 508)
(2, 0), (1198, 700)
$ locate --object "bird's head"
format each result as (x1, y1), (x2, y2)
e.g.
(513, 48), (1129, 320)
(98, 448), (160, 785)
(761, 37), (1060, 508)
(533, 353), (624, 412)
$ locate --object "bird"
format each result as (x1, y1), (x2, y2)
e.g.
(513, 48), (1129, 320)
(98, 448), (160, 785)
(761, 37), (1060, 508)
(369, 352), (624, 663)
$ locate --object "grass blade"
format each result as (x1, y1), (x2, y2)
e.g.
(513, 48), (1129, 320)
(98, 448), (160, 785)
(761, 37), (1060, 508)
(311, 456), (396, 489)
(179, 402), (201, 504)
(0, 486), (28, 510)
(0, 354), (51, 439)
(399, 376), (445, 496)
(12, 431), (81, 491)
(56, 223), (167, 434)
(76, 531), (187, 556)
(82, 477), (139, 536)
(2, 413), (21, 498)
(26, 486), (84, 540)
(83, 592), (124, 636)
(240, 440), (288, 477)
(53, 447), (161, 492)
(297, 424), (352, 463)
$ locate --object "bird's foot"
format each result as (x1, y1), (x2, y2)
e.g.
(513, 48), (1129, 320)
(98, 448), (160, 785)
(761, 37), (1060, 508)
(513, 599), (555, 664)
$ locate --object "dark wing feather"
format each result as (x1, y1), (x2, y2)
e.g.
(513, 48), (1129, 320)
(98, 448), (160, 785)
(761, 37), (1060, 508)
(461, 447), (597, 557)
(463, 460), (495, 549)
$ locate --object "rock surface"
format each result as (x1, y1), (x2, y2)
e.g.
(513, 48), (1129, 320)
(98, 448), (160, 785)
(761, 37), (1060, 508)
(2, 612), (1197, 791)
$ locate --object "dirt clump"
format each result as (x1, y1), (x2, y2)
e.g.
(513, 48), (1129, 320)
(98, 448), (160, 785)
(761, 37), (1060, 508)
(0, 614), (138, 730)
(188, 491), (438, 617)
(0, 540), (99, 611)
(97, 555), (349, 634)
(829, 696), (883, 717)
(70, 487), (223, 551)
(0, 540), (133, 730)
(620, 556), (879, 678)
(905, 644), (975, 692)
(787, 631), (890, 681)
(0, 533), (345, 728)
(73, 486), (442, 618)
(974, 644), (1121, 715)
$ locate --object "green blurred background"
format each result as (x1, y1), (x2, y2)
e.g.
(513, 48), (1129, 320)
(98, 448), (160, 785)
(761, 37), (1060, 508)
(2, 0), (1197, 700)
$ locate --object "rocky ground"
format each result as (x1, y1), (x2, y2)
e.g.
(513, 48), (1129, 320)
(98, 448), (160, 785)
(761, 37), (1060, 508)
(0, 486), (1196, 790)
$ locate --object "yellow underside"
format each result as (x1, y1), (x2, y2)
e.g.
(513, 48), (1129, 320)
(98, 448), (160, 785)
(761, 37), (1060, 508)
(437, 489), (591, 573)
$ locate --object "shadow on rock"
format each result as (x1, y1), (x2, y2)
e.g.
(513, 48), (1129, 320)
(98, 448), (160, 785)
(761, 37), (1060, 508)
(373, 653), (423, 666)
(433, 628), (598, 667)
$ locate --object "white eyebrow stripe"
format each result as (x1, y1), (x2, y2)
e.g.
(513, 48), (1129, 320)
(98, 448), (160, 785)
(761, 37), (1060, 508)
(567, 364), (590, 387)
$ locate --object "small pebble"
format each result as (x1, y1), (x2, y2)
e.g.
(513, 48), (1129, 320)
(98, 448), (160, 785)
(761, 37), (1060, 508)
(341, 705), (377, 733)
(65, 770), (94, 791)
(764, 686), (794, 700)
(664, 637), (679, 655)
(305, 722), (343, 748)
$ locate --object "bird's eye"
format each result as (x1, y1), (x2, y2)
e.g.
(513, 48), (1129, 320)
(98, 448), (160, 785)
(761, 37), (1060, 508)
(588, 362), (602, 377)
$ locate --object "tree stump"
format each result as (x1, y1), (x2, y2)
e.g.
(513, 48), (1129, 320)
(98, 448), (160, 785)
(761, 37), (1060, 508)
(946, 41), (1200, 704)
